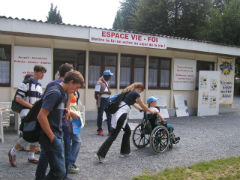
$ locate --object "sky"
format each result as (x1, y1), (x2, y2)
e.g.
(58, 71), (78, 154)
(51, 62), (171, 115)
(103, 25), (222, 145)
(0, 0), (122, 28)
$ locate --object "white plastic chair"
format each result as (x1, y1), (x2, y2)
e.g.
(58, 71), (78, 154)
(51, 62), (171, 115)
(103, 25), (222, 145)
(0, 102), (12, 143)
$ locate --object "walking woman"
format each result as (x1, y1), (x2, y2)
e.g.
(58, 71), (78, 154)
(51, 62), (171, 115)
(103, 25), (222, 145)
(97, 82), (155, 162)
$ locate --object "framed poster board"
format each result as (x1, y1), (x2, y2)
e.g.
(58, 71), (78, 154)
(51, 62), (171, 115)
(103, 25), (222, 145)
(197, 71), (220, 116)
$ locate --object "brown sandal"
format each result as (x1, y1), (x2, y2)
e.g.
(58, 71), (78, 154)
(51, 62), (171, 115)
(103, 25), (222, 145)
(28, 158), (39, 164)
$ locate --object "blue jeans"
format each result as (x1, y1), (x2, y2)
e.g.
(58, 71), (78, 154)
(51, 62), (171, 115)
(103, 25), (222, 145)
(39, 136), (65, 180)
(63, 125), (71, 179)
(36, 127), (71, 180)
(97, 97), (112, 133)
(35, 150), (48, 180)
(69, 133), (81, 166)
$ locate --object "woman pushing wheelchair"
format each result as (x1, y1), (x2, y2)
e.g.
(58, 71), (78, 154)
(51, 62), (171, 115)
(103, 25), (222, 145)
(96, 82), (156, 162)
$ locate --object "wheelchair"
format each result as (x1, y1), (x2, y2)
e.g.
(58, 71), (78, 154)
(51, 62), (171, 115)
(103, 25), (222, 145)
(132, 113), (176, 153)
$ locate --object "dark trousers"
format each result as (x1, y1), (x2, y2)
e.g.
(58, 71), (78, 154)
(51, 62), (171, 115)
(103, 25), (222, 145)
(97, 97), (112, 133)
(35, 126), (71, 180)
(39, 137), (65, 180)
(97, 113), (131, 158)
(63, 125), (71, 179)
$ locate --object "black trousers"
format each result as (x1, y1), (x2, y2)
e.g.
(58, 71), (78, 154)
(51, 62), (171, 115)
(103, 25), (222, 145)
(97, 113), (131, 158)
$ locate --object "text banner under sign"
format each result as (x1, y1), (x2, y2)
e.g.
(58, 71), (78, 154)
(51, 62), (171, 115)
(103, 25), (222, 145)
(89, 28), (167, 49)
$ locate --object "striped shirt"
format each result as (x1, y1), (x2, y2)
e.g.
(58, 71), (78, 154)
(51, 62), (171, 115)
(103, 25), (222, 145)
(16, 77), (42, 118)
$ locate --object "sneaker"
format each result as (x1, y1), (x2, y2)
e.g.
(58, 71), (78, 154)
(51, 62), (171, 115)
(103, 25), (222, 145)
(8, 149), (16, 167)
(119, 153), (131, 158)
(28, 158), (39, 164)
(68, 165), (79, 174)
(96, 153), (105, 163)
(97, 130), (104, 136)
(173, 137), (180, 144)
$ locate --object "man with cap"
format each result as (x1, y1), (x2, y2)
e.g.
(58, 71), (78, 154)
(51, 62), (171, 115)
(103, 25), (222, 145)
(94, 70), (113, 136)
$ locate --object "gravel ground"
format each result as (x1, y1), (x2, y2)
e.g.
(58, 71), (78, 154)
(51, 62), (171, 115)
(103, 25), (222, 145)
(1, 112), (240, 180)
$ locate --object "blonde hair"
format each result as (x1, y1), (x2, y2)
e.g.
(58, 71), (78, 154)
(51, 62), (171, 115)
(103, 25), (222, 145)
(123, 82), (144, 93)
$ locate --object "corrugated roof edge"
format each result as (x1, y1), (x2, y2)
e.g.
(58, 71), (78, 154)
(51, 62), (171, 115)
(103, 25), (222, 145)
(0, 15), (240, 49)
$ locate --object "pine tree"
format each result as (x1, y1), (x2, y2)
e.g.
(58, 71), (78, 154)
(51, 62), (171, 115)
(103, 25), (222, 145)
(46, 3), (63, 24)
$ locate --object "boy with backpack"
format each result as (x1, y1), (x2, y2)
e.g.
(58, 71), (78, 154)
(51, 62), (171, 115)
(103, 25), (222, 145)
(37, 70), (84, 180)
(8, 65), (47, 167)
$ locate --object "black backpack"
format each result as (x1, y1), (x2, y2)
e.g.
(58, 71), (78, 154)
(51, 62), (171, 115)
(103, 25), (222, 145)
(105, 92), (128, 114)
(20, 85), (64, 143)
(20, 99), (43, 142)
(11, 79), (32, 113)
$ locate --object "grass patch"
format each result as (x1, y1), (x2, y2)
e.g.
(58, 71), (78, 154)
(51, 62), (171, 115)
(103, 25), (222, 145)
(133, 156), (240, 180)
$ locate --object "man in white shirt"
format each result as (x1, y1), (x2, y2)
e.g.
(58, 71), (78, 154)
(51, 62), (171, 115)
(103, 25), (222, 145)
(95, 70), (113, 136)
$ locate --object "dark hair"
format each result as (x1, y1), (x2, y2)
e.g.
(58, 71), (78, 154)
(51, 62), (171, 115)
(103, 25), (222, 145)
(58, 63), (74, 77)
(24, 73), (33, 80)
(34, 65), (47, 73)
(63, 70), (84, 85)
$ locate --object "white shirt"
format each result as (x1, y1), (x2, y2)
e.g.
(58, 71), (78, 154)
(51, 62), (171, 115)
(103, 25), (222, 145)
(94, 81), (110, 98)
(146, 107), (159, 114)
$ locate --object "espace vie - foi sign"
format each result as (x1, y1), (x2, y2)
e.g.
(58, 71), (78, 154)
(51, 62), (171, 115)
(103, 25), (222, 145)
(90, 28), (167, 49)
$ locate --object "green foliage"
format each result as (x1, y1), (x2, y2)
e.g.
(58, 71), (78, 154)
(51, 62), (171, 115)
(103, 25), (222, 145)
(112, 0), (240, 47)
(113, 10), (124, 30)
(46, 3), (63, 24)
(133, 156), (240, 180)
(112, 0), (139, 30)
(199, 0), (240, 46)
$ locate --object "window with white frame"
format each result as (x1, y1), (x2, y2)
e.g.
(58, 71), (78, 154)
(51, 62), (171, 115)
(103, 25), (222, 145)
(0, 45), (11, 86)
(148, 57), (171, 89)
(120, 54), (146, 87)
(88, 52), (117, 88)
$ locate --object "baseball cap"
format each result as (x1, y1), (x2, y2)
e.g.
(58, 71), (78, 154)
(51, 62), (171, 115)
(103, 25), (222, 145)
(103, 70), (114, 76)
(147, 96), (159, 104)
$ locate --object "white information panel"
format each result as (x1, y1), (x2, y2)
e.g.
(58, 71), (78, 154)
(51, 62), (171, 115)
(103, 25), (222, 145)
(174, 94), (189, 117)
(13, 46), (52, 88)
(197, 71), (220, 116)
(173, 59), (196, 90)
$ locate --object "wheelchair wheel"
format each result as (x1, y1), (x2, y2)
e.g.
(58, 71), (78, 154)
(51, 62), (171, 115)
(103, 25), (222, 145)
(132, 124), (150, 148)
(150, 126), (170, 153)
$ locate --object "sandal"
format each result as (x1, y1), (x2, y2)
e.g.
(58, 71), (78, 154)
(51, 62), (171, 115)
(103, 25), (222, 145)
(28, 158), (39, 164)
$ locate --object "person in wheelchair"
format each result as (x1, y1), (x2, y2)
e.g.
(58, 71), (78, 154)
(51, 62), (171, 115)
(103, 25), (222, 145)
(146, 96), (180, 144)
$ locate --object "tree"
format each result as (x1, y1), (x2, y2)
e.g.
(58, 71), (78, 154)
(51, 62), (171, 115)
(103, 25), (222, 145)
(112, 0), (139, 30)
(113, 10), (123, 30)
(113, 0), (211, 39)
(199, 0), (240, 46)
(46, 3), (63, 24)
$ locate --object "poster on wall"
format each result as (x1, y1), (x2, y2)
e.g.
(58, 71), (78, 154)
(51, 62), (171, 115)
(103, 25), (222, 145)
(197, 71), (220, 116)
(13, 46), (52, 88)
(217, 57), (235, 104)
(173, 59), (196, 90)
